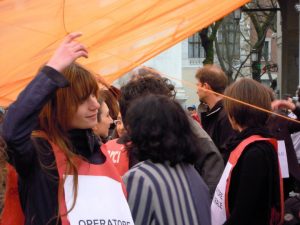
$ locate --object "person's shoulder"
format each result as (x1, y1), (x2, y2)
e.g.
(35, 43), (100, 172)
(123, 161), (165, 190)
(189, 117), (211, 139)
(123, 161), (172, 184)
(243, 140), (276, 160)
(123, 161), (151, 179)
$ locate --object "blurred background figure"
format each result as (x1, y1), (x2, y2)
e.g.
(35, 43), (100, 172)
(103, 113), (129, 176)
(92, 97), (114, 143)
(187, 104), (201, 125)
(97, 89), (120, 142)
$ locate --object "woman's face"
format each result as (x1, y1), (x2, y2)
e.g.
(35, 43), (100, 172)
(93, 102), (113, 137)
(69, 95), (100, 129)
(115, 113), (126, 137)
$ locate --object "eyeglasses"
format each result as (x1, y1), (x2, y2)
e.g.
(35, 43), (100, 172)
(113, 120), (122, 125)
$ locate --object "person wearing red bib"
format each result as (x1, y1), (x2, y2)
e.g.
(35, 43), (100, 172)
(1, 33), (134, 225)
(104, 113), (129, 176)
(211, 78), (284, 225)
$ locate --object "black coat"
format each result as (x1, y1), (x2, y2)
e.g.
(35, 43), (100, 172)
(224, 127), (281, 225)
(201, 100), (237, 162)
(267, 107), (300, 198)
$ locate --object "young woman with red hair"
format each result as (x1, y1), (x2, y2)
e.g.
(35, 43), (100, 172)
(1, 33), (133, 225)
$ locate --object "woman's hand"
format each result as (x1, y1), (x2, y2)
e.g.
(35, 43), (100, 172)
(46, 32), (88, 72)
(271, 99), (296, 111)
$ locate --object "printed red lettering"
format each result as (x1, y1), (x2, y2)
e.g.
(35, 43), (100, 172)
(108, 151), (121, 163)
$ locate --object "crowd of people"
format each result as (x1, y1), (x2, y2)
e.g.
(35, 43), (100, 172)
(0, 32), (300, 225)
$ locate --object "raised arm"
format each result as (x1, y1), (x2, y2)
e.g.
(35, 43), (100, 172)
(272, 99), (300, 133)
(3, 33), (88, 177)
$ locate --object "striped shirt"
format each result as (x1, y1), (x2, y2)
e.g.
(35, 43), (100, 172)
(123, 160), (211, 225)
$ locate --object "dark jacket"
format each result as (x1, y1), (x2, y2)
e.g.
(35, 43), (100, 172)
(189, 119), (224, 198)
(224, 127), (281, 225)
(267, 106), (300, 198)
(201, 100), (237, 162)
(3, 66), (105, 225)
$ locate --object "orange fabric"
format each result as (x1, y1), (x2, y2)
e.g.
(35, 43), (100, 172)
(0, 0), (249, 106)
(0, 164), (24, 225)
(225, 136), (284, 224)
(103, 139), (129, 176)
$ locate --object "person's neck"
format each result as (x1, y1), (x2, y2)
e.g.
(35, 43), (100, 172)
(205, 95), (223, 110)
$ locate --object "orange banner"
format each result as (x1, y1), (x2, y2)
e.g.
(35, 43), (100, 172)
(0, 0), (249, 106)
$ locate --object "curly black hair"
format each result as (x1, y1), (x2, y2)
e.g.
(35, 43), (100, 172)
(124, 94), (201, 166)
(119, 76), (176, 120)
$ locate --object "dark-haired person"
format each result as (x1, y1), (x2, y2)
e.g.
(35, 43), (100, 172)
(120, 74), (224, 197)
(195, 65), (237, 162)
(211, 78), (284, 225)
(123, 94), (211, 225)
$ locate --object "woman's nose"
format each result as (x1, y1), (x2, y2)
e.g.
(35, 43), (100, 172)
(89, 95), (100, 110)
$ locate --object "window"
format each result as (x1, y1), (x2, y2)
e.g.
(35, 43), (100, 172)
(262, 40), (271, 61)
(217, 15), (240, 60)
(188, 32), (205, 58)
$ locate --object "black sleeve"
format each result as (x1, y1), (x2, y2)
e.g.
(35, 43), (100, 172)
(3, 66), (69, 177)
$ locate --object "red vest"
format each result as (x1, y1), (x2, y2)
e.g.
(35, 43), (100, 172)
(0, 135), (132, 225)
(211, 135), (284, 225)
(103, 139), (129, 176)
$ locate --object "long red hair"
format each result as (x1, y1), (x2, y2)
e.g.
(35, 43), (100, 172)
(37, 62), (99, 219)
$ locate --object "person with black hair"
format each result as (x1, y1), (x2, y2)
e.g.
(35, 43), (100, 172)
(123, 94), (211, 225)
(119, 74), (224, 197)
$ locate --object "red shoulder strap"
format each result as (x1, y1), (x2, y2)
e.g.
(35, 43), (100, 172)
(228, 135), (277, 165)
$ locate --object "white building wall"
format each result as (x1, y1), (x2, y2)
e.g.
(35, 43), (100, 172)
(181, 38), (203, 107)
(143, 43), (188, 105)
(113, 43), (188, 106)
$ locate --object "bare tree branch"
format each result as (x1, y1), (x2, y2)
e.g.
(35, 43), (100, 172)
(234, 53), (251, 81)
